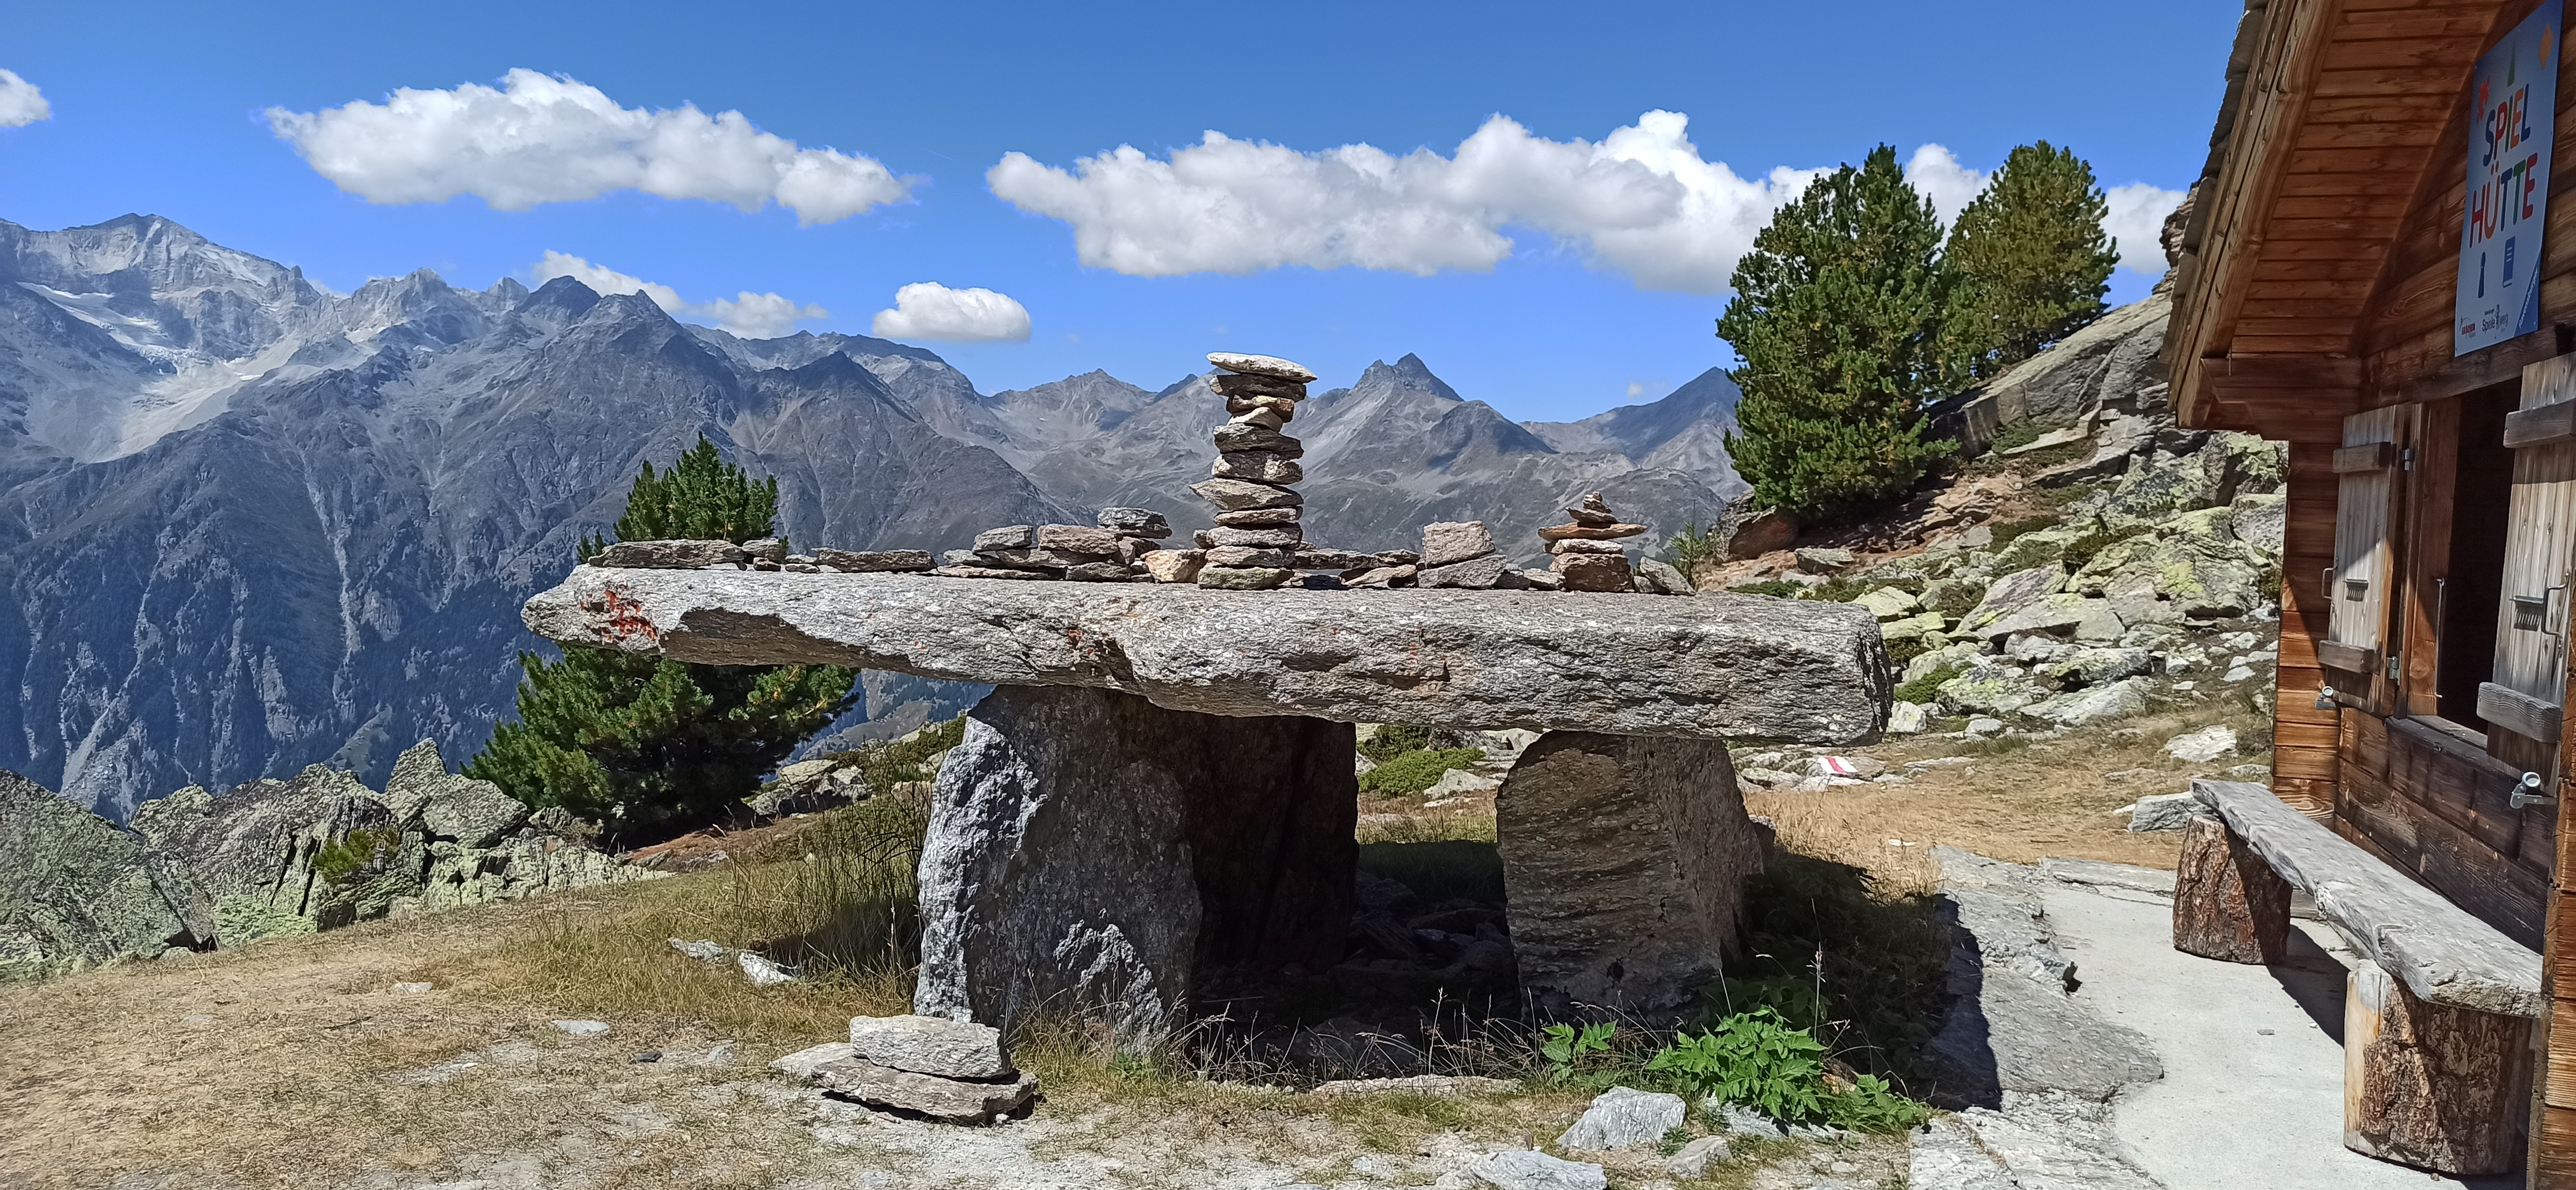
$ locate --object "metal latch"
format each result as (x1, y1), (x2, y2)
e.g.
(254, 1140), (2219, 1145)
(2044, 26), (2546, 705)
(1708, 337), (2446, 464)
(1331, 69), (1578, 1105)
(2512, 772), (2557, 810)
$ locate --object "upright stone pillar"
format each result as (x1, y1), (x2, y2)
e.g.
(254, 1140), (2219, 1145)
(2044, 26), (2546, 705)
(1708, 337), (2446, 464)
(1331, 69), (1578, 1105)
(1494, 731), (1766, 1020)
(913, 685), (1355, 1044)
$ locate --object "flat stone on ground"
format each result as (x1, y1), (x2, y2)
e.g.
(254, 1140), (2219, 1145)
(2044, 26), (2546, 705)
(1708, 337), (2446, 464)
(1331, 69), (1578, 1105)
(973, 526), (1033, 550)
(849, 1014), (1012, 1079)
(929, 565), (1054, 581)
(812, 1057), (1037, 1123)
(1464, 1149), (1607, 1190)
(524, 568), (1891, 742)
(1139, 550), (1205, 584)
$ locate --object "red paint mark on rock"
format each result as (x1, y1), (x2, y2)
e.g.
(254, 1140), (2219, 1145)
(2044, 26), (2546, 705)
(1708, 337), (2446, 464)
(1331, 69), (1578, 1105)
(581, 583), (659, 645)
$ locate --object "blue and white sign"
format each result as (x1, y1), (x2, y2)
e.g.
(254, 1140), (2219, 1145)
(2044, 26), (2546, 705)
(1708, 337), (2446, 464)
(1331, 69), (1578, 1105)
(2458, 0), (2563, 356)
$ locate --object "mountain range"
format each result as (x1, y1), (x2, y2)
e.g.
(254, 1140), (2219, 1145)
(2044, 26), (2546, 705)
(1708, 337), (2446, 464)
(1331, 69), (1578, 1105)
(0, 214), (1744, 820)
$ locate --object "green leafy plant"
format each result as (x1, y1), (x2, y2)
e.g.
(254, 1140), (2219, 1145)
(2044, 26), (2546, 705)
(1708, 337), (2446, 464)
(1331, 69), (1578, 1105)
(313, 827), (397, 886)
(1648, 1008), (1828, 1123)
(1826, 1072), (1933, 1133)
(1727, 580), (1805, 599)
(1884, 636), (1933, 666)
(1540, 1021), (1618, 1084)
(1359, 724), (1440, 765)
(1985, 514), (2061, 549)
(1985, 421), (2051, 455)
(1892, 663), (1960, 706)
(1803, 576), (1871, 603)
(1358, 747), (1487, 795)
(1660, 518), (1724, 579)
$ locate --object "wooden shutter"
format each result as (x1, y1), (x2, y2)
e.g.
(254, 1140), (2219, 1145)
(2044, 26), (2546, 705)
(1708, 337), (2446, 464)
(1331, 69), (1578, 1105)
(2481, 355), (2576, 744)
(2323, 408), (2402, 677)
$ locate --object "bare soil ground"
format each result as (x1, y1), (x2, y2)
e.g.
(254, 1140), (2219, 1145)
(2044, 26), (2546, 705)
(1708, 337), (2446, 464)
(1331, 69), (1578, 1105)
(1, 855), (1902, 1189)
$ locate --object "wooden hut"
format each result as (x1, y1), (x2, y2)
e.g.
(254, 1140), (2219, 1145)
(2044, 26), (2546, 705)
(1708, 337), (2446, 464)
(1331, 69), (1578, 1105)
(2164, 0), (2576, 1179)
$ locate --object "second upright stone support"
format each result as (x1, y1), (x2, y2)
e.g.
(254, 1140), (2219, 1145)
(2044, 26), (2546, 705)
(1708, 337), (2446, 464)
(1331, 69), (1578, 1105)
(913, 685), (1356, 1044)
(1494, 731), (1767, 1020)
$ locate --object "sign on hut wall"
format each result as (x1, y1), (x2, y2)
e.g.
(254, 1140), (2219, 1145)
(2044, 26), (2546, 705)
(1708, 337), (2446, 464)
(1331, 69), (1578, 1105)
(2457, 0), (2563, 357)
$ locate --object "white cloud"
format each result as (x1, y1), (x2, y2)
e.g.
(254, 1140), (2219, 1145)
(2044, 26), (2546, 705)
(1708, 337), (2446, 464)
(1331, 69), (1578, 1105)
(270, 69), (917, 225)
(1626, 381), (1647, 398)
(989, 111), (1823, 294)
(2104, 182), (2189, 276)
(871, 282), (1031, 343)
(0, 70), (50, 127)
(993, 115), (2192, 291)
(1904, 145), (1987, 226)
(531, 251), (826, 338)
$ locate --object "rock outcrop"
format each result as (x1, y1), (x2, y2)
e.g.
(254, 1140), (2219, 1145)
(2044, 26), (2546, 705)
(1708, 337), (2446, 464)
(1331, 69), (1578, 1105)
(524, 570), (1890, 744)
(0, 742), (658, 975)
(0, 772), (194, 977)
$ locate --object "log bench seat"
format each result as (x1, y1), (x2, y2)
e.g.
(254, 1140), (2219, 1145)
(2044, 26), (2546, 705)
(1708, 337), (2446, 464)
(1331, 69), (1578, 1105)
(2173, 779), (2542, 1176)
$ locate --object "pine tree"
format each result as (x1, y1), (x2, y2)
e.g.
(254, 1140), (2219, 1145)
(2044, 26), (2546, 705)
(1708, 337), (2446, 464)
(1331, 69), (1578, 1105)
(1939, 142), (2118, 381)
(1718, 145), (1955, 522)
(472, 437), (856, 842)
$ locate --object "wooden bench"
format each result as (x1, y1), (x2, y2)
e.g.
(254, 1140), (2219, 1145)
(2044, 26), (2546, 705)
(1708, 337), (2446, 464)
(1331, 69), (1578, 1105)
(2173, 779), (2543, 1176)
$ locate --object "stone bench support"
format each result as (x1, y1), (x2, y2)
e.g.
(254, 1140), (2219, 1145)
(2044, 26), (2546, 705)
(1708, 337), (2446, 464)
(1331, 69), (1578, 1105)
(912, 685), (1355, 1044)
(2175, 779), (2541, 1176)
(1495, 731), (1766, 1021)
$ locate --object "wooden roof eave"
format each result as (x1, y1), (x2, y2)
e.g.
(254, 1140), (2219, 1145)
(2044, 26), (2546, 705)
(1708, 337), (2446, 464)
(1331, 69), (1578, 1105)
(2168, 0), (2360, 441)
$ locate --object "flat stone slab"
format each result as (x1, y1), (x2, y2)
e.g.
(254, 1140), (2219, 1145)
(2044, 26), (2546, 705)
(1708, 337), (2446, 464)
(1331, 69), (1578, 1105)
(523, 568), (1888, 742)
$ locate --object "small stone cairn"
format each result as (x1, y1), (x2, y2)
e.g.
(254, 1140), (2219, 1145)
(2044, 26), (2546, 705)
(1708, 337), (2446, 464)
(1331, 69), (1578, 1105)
(1184, 352), (1318, 591)
(931, 508), (1172, 582)
(1171, 351), (1416, 589)
(1543, 492), (1648, 591)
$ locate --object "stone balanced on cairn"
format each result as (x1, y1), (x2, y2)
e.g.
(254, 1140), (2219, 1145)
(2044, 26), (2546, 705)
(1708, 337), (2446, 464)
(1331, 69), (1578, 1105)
(1543, 492), (1648, 592)
(1187, 352), (1316, 591)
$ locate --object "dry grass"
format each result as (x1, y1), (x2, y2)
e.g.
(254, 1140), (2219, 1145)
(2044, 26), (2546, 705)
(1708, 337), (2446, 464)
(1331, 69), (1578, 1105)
(1752, 698), (2273, 886)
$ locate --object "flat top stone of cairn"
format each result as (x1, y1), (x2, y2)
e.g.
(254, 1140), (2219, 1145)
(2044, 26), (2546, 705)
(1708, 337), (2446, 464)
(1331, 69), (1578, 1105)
(1206, 352), (1316, 383)
(524, 566), (1889, 743)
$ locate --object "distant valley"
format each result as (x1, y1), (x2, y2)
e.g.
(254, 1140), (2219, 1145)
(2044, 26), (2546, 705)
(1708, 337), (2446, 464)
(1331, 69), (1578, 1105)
(0, 214), (1744, 818)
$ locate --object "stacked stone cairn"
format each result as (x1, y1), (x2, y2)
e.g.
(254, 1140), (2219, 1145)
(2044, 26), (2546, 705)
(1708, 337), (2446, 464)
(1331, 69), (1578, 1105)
(931, 508), (1172, 582)
(775, 1013), (1039, 1124)
(1535, 492), (1692, 594)
(1169, 351), (1418, 590)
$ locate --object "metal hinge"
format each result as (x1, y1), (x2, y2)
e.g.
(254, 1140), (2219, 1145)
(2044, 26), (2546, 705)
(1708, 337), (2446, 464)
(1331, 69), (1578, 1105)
(2402, 447), (2416, 471)
(2386, 653), (2402, 681)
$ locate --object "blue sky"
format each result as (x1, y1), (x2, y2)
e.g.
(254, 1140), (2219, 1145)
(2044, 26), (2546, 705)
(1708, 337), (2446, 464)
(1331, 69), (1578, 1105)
(2, 1), (2242, 422)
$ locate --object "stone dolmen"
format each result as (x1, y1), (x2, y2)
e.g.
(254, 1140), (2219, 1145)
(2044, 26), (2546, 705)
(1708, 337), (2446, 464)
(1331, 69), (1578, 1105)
(525, 557), (1891, 1040)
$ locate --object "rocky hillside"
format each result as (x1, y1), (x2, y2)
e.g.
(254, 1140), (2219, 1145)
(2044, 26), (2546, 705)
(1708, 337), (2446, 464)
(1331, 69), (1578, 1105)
(0, 740), (656, 977)
(1696, 290), (2289, 782)
(0, 214), (1746, 819)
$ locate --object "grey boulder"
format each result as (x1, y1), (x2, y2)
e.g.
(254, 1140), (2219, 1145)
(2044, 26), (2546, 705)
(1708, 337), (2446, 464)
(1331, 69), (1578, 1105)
(1462, 1149), (1607, 1190)
(0, 770), (194, 976)
(1418, 553), (1512, 589)
(1554, 1085), (1685, 1150)
(813, 548), (935, 573)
